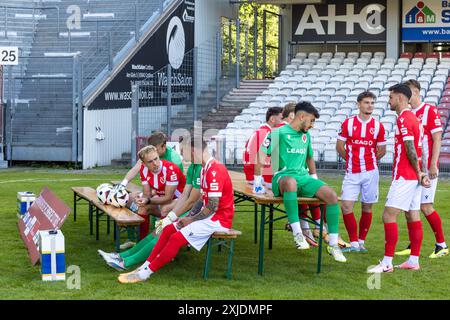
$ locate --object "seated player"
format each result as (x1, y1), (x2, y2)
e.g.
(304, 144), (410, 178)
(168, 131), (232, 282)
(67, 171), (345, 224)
(117, 138), (235, 283)
(132, 145), (186, 240)
(243, 107), (283, 188)
(97, 142), (201, 271)
(253, 101), (347, 262)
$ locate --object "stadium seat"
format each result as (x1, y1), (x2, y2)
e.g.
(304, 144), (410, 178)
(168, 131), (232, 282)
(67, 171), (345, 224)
(400, 52), (413, 59)
(414, 52), (427, 59)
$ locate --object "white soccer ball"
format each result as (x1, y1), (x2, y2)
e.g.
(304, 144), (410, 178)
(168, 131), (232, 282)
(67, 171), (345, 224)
(107, 187), (129, 208)
(96, 183), (113, 204)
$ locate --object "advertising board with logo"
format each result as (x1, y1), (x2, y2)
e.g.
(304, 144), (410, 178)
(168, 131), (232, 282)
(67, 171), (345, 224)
(402, 1), (450, 41)
(291, 0), (386, 42)
(90, 0), (195, 109)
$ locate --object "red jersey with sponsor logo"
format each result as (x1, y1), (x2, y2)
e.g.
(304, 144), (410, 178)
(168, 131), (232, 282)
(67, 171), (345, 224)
(201, 158), (235, 229)
(337, 116), (386, 174)
(393, 109), (423, 181)
(140, 160), (186, 198)
(243, 124), (273, 183)
(411, 103), (443, 170)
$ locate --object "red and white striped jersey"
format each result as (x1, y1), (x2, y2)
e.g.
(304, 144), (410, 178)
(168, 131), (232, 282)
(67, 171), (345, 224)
(411, 103), (443, 170)
(201, 158), (235, 229)
(337, 116), (387, 174)
(243, 124), (273, 182)
(140, 160), (186, 198)
(393, 109), (423, 181)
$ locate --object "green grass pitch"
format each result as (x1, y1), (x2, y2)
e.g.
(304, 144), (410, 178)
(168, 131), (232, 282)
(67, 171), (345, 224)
(0, 167), (449, 299)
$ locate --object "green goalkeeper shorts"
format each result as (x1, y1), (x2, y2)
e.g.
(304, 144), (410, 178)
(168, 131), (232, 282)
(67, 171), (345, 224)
(272, 171), (326, 198)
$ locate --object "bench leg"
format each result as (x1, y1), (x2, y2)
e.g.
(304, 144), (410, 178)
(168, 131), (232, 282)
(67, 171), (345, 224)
(113, 221), (117, 241)
(258, 205), (266, 276)
(317, 204), (325, 274)
(96, 207), (99, 241)
(73, 193), (77, 222)
(269, 204), (274, 250)
(226, 238), (235, 280)
(89, 202), (93, 236)
(254, 202), (258, 244)
(203, 238), (213, 280)
(115, 224), (121, 253)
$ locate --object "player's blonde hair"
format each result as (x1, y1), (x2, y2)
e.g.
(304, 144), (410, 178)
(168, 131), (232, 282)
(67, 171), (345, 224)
(138, 145), (158, 161)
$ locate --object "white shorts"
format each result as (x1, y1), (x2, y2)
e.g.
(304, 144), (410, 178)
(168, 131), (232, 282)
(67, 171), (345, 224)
(179, 217), (229, 251)
(341, 169), (379, 203)
(421, 177), (438, 204)
(386, 178), (422, 212)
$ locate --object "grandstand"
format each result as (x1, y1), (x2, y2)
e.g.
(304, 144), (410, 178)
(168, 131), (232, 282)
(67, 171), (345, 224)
(217, 51), (450, 170)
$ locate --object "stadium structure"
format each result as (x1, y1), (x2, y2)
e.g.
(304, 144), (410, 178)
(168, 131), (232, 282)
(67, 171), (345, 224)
(1, 0), (450, 173)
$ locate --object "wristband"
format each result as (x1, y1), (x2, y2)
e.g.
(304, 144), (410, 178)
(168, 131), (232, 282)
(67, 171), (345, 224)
(310, 173), (318, 179)
(120, 179), (129, 187)
(167, 211), (178, 222)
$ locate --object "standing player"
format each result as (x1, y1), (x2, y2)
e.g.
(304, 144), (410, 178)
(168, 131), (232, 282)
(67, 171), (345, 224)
(368, 84), (430, 273)
(395, 80), (448, 258)
(336, 91), (387, 253)
(134, 145), (186, 239)
(118, 139), (235, 283)
(243, 107), (283, 188)
(254, 101), (347, 262)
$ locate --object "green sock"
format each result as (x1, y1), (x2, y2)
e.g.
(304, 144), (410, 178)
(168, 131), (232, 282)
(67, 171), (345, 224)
(325, 203), (340, 234)
(123, 236), (158, 268)
(120, 233), (154, 259)
(283, 191), (299, 224)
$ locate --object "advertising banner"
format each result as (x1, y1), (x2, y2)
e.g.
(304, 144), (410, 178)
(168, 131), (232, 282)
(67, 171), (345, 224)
(402, 0), (450, 41)
(292, 0), (386, 42)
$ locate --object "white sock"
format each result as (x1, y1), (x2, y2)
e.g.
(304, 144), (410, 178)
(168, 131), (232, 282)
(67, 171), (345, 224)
(137, 261), (153, 280)
(328, 233), (338, 246)
(408, 255), (419, 265)
(290, 222), (301, 235)
(300, 220), (310, 230)
(350, 241), (360, 248)
(382, 256), (393, 266)
(358, 239), (365, 246)
(437, 242), (447, 248)
(314, 220), (327, 231)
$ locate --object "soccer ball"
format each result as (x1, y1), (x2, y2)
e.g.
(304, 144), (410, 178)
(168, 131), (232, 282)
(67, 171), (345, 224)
(96, 183), (113, 204)
(107, 187), (129, 208)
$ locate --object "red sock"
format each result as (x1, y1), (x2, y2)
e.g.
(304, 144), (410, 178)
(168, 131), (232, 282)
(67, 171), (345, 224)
(147, 224), (177, 262)
(384, 222), (398, 257)
(139, 214), (149, 239)
(408, 221), (423, 257)
(343, 213), (358, 242)
(310, 205), (322, 221)
(149, 231), (188, 272)
(299, 204), (309, 218)
(359, 211), (373, 241)
(425, 211), (445, 243)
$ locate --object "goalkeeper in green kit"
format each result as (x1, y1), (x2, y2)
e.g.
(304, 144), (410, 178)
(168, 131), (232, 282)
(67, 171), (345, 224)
(253, 101), (347, 262)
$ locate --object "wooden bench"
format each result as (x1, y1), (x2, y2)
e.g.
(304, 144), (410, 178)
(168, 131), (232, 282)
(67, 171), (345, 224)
(110, 181), (142, 194)
(203, 229), (242, 280)
(229, 171), (328, 275)
(71, 187), (144, 252)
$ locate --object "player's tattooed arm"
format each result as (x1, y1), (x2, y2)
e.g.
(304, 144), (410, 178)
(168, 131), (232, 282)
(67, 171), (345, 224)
(190, 197), (219, 222)
(187, 198), (204, 217)
(404, 140), (422, 179)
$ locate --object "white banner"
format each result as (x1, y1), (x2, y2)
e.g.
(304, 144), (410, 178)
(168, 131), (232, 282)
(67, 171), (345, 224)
(0, 47), (19, 65)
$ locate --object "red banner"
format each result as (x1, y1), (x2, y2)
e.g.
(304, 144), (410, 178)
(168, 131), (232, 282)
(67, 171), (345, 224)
(18, 187), (71, 265)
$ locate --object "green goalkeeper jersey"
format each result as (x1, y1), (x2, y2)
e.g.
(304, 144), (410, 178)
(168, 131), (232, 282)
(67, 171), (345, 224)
(185, 163), (202, 189)
(260, 124), (313, 176)
(162, 147), (184, 173)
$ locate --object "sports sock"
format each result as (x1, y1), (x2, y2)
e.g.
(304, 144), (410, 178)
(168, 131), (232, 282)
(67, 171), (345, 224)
(359, 211), (372, 241)
(437, 242), (448, 248)
(407, 221), (423, 257)
(343, 212), (358, 242)
(425, 211), (445, 244)
(325, 203), (340, 234)
(300, 220), (310, 230)
(123, 236), (158, 268)
(382, 256), (393, 266)
(120, 233), (155, 259)
(358, 239), (365, 246)
(384, 222), (398, 257)
(350, 241), (359, 248)
(137, 261), (153, 280)
(147, 224), (177, 263)
(138, 213), (150, 239)
(310, 205), (322, 221)
(328, 233), (338, 247)
(408, 255), (419, 265)
(283, 192), (300, 224)
(290, 222), (301, 235)
(148, 231), (188, 272)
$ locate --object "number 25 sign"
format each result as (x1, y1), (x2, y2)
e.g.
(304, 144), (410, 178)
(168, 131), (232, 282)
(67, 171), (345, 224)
(0, 47), (19, 65)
